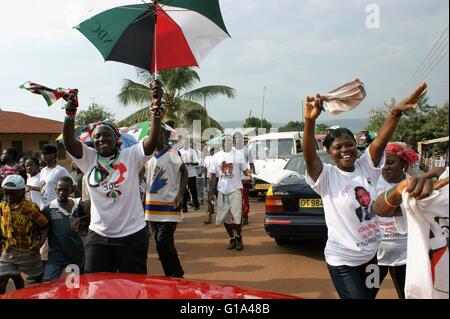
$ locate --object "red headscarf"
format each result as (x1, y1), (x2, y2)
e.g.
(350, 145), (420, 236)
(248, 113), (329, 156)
(385, 143), (419, 167)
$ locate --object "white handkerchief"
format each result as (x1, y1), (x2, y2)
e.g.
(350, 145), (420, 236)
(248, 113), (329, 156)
(321, 79), (366, 115)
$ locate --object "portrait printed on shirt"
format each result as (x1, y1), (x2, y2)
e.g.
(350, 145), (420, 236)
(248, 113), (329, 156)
(429, 216), (449, 294)
(354, 186), (376, 223)
(219, 161), (234, 179)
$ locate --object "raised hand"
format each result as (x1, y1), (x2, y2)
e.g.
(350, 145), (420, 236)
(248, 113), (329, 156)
(392, 83), (427, 115)
(150, 79), (163, 107)
(304, 94), (323, 121)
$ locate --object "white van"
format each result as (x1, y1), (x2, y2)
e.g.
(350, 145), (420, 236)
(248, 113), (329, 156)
(247, 131), (319, 195)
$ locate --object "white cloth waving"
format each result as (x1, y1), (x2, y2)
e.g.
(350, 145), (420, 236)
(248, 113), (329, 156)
(402, 181), (449, 299)
(320, 79), (366, 115)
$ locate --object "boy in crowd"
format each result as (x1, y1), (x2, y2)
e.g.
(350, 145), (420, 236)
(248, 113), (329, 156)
(41, 176), (89, 282)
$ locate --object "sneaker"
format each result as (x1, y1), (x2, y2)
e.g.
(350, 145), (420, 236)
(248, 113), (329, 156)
(182, 209), (188, 213)
(227, 237), (236, 249)
(242, 217), (248, 225)
(194, 207), (200, 211)
(235, 236), (244, 251)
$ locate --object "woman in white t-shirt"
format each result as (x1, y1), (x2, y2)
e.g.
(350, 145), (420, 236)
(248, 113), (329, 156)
(373, 168), (448, 299)
(374, 143), (419, 299)
(302, 83), (427, 299)
(62, 81), (164, 274)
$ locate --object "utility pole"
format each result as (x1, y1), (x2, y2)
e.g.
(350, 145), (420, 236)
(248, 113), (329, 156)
(260, 86), (266, 129)
(301, 99), (304, 123)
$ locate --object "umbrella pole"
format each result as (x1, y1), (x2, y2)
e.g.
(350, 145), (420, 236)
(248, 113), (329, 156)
(151, 0), (159, 82)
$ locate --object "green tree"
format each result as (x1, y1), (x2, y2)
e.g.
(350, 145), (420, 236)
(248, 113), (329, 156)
(279, 121), (304, 132)
(366, 97), (449, 149)
(117, 67), (235, 129)
(243, 117), (272, 129)
(315, 123), (329, 134)
(76, 103), (115, 125)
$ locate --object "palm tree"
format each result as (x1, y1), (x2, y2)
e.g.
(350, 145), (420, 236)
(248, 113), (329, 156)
(117, 67), (235, 129)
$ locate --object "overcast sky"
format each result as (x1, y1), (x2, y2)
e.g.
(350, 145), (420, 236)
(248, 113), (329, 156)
(0, 0), (448, 126)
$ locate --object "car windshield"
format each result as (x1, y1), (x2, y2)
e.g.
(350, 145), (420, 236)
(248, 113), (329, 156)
(285, 153), (331, 175)
(248, 138), (294, 160)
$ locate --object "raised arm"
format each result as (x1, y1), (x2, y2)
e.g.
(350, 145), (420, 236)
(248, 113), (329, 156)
(373, 175), (448, 217)
(303, 95), (324, 182)
(369, 83), (427, 167)
(143, 80), (164, 156)
(63, 93), (83, 159)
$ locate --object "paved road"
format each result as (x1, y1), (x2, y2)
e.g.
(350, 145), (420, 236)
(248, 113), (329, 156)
(148, 197), (398, 299)
(8, 198), (398, 298)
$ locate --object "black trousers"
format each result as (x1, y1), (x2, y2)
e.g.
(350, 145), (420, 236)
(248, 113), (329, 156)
(150, 222), (184, 278)
(183, 176), (199, 210)
(84, 226), (149, 274)
(373, 264), (406, 299)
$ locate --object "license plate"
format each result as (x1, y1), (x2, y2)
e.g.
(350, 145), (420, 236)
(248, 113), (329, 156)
(254, 184), (270, 190)
(299, 198), (323, 208)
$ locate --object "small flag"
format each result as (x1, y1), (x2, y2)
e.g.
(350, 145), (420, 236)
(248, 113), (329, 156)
(20, 81), (78, 108)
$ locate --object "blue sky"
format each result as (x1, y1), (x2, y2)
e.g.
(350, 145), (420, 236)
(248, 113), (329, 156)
(0, 0), (448, 125)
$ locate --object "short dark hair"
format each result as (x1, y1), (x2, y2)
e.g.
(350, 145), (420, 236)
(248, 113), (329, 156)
(58, 176), (74, 187)
(41, 144), (57, 155)
(323, 128), (356, 150)
(5, 148), (19, 161)
(24, 156), (40, 166)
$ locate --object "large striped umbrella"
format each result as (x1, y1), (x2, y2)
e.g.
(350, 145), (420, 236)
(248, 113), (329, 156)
(76, 0), (230, 72)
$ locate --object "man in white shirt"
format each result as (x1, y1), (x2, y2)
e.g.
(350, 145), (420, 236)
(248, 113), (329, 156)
(179, 138), (200, 212)
(233, 132), (255, 225)
(203, 146), (217, 224)
(145, 126), (188, 278)
(209, 135), (249, 251)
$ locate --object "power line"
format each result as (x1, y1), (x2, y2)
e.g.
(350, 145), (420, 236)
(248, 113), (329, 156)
(401, 25), (449, 93)
(415, 46), (449, 86)
(411, 38), (449, 89)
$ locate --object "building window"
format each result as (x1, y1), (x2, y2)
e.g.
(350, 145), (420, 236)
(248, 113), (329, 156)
(39, 141), (49, 151)
(11, 141), (23, 157)
(57, 143), (66, 160)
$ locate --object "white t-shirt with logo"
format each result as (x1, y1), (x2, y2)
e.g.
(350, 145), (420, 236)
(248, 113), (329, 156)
(403, 168), (449, 299)
(39, 165), (69, 209)
(69, 141), (151, 238)
(210, 149), (246, 195)
(305, 148), (384, 266)
(26, 173), (42, 208)
(145, 148), (183, 223)
(233, 146), (253, 181)
(376, 175), (409, 266)
(179, 148), (198, 178)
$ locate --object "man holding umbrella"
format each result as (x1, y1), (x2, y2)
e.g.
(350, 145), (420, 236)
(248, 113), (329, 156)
(62, 82), (164, 275)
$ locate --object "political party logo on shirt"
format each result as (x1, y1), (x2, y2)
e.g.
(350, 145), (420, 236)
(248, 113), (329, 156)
(150, 166), (168, 194)
(220, 162), (234, 179)
(429, 216), (449, 293)
(88, 162), (128, 200)
(354, 186), (376, 223)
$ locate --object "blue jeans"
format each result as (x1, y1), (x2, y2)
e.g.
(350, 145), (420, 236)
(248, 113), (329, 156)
(43, 260), (83, 282)
(327, 255), (378, 299)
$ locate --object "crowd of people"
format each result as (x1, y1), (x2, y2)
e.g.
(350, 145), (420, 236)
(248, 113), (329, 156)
(0, 81), (448, 299)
